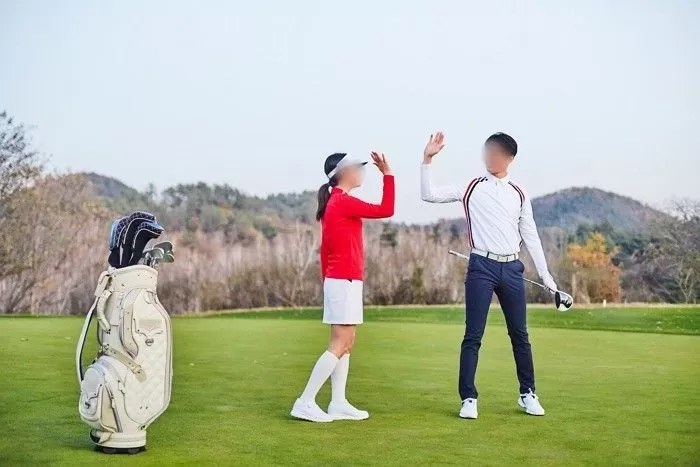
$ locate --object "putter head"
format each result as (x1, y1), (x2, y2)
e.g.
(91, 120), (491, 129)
(555, 291), (574, 311)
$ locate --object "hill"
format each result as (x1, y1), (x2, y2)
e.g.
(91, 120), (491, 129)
(82, 172), (156, 214)
(531, 187), (665, 233)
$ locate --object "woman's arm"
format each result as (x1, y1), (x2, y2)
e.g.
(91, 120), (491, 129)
(341, 175), (395, 219)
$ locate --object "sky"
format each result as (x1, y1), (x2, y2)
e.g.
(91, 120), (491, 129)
(1, 0), (698, 223)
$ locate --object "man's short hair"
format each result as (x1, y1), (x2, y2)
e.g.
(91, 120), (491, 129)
(485, 132), (518, 157)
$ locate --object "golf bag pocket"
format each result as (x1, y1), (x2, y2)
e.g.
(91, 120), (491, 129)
(78, 364), (119, 433)
(121, 289), (171, 426)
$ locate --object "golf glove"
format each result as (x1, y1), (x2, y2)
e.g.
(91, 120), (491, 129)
(542, 275), (558, 293)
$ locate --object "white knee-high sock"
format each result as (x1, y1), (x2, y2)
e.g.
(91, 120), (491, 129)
(331, 353), (350, 403)
(300, 351), (339, 403)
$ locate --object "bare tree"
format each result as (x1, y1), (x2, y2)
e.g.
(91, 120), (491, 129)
(0, 111), (44, 281)
(263, 222), (320, 307)
(0, 175), (108, 313)
(0, 111), (42, 202)
(640, 199), (700, 303)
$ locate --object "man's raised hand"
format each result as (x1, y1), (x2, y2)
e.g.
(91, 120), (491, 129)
(423, 132), (446, 164)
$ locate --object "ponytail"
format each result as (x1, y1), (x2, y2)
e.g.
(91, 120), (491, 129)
(316, 179), (337, 221)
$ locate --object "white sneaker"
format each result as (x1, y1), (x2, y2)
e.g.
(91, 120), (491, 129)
(518, 391), (545, 416)
(459, 398), (478, 419)
(327, 400), (369, 421)
(290, 399), (333, 422)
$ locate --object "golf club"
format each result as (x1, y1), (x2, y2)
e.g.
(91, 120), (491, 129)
(141, 247), (165, 268)
(447, 249), (574, 311)
(152, 241), (173, 255)
(151, 241), (174, 265)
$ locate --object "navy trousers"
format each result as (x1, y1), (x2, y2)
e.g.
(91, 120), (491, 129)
(458, 254), (535, 400)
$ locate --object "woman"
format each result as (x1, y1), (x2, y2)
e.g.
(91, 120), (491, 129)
(290, 151), (395, 422)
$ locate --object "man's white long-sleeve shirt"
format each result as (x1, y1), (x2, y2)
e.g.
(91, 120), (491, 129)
(420, 163), (556, 288)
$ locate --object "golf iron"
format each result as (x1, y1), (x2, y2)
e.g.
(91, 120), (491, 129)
(447, 249), (574, 312)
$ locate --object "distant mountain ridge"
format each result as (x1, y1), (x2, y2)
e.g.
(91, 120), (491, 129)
(531, 187), (666, 233)
(81, 173), (667, 235)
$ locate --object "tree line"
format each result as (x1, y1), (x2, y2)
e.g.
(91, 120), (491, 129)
(1, 111), (698, 314)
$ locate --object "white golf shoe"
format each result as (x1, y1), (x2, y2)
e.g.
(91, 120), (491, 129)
(290, 399), (333, 422)
(518, 391), (545, 416)
(327, 400), (369, 421)
(459, 398), (478, 419)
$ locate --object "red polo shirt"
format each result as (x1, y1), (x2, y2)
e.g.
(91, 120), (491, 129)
(320, 175), (395, 280)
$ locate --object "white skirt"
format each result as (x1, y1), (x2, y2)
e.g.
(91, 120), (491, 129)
(322, 278), (364, 325)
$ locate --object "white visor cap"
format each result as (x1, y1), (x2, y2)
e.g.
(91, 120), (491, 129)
(327, 154), (368, 179)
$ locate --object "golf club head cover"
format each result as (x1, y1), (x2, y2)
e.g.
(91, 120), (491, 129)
(129, 221), (164, 267)
(108, 217), (129, 268)
(119, 212), (157, 268)
(76, 265), (173, 452)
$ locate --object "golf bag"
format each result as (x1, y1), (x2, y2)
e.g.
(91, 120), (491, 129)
(76, 264), (172, 453)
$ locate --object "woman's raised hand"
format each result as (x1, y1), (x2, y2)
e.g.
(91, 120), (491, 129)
(370, 152), (392, 175)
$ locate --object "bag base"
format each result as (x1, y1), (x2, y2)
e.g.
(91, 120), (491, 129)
(90, 429), (146, 452)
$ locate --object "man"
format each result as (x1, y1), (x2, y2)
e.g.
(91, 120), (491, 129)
(420, 131), (557, 419)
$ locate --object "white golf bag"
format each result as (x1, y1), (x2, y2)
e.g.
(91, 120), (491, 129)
(76, 265), (172, 453)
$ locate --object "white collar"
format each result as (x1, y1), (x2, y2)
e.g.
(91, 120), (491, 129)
(486, 172), (510, 184)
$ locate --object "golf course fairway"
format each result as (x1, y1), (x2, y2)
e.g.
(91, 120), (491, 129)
(1, 306), (698, 465)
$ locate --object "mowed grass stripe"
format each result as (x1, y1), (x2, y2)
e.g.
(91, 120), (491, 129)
(0, 314), (698, 465)
(208, 306), (700, 336)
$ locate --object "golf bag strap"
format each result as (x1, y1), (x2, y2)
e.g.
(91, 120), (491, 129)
(76, 296), (98, 386)
(121, 300), (139, 358)
(99, 344), (147, 382)
(93, 272), (112, 333)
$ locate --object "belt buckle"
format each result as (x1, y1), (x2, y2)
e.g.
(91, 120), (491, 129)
(497, 253), (511, 262)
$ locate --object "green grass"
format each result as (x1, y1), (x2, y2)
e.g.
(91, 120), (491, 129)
(0, 307), (698, 465)
(212, 305), (700, 335)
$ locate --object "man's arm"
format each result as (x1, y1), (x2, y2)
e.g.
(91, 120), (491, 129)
(420, 131), (464, 203)
(519, 192), (558, 291)
(420, 164), (464, 203)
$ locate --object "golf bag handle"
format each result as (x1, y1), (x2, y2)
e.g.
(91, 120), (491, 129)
(75, 297), (97, 386)
(76, 271), (112, 386)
